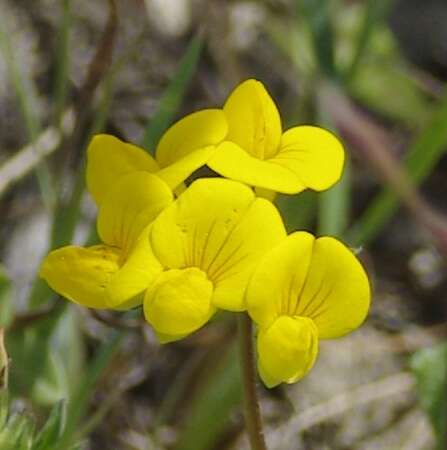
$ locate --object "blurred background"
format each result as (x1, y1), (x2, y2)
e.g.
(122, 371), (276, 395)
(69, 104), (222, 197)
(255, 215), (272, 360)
(0, 0), (447, 449)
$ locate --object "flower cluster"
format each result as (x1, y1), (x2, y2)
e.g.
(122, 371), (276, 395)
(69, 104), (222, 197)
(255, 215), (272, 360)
(40, 79), (370, 388)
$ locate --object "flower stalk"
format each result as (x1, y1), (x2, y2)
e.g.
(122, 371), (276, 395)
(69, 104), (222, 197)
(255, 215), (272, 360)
(238, 313), (267, 450)
(0, 328), (8, 390)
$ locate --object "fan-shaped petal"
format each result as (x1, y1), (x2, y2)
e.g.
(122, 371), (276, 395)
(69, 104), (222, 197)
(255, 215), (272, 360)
(273, 126), (344, 191)
(297, 236), (370, 339)
(86, 134), (159, 205)
(97, 172), (173, 256)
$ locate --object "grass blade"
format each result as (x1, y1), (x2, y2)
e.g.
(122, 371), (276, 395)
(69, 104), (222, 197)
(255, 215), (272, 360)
(299, 0), (337, 78)
(141, 35), (203, 152)
(0, 13), (56, 212)
(175, 345), (242, 450)
(54, 330), (125, 450)
(318, 160), (351, 237)
(53, 0), (72, 124)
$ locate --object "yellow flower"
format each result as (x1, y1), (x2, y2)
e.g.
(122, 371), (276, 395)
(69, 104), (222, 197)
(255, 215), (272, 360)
(207, 79), (345, 195)
(246, 232), (370, 388)
(40, 173), (172, 309)
(86, 109), (227, 205)
(143, 178), (287, 343)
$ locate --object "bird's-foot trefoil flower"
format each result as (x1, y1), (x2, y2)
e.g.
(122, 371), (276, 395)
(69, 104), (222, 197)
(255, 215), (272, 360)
(40, 173), (172, 309)
(143, 178), (287, 343)
(246, 231), (370, 388)
(207, 79), (345, 196)
(86, 109), (228, 205)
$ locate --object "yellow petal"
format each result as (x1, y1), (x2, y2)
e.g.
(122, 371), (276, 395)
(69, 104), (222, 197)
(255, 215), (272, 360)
(39, 245), (121, 309)
(144, 268), (215, 338)
(223, 79), (282, 159)
(155, 109), (228, 168)
(97, 172), (173, 256)
(105, 225), (163, 309)
(273, 126), (345, 191)
(247, 232), (370, 339)
(297, 236), (371, 339)
(86, 134), (159, 205)
(150, 178), (256, 269)
(207, 141), (305, 193)
(257, 316), (319, 388)
(150, 178), (286, 311)
(156, 145), (216, 190)
(246, 232), (315, 328)
(210, 197), (286, 311)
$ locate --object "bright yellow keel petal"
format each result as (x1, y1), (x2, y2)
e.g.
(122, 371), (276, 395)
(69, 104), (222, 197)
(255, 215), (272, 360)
(144, 268), (215, 337)
(257, 316), (319, 388)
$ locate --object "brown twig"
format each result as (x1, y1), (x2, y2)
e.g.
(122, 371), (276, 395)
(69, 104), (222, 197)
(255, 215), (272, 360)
(90, 309), (142, 330)
(76, 0), (118, 115)
(0, 110), (74, 199)
(65, 0), (119, 168)
(9, 302), (61, 332)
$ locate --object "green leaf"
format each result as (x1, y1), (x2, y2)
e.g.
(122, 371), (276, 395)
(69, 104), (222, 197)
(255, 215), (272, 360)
(33, 401), (66, 450)
(0, 394), (81, 450)
(411, 343), (447, 450)
(141, 35), (203, 152)
(0, 411), (33, 450)
(0, 391), (9, 430)
(344, 0), (392, 81)
(349, 62), (430, 127)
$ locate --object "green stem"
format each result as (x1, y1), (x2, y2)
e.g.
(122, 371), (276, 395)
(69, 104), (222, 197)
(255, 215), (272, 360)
(237, 313), (267, 450)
